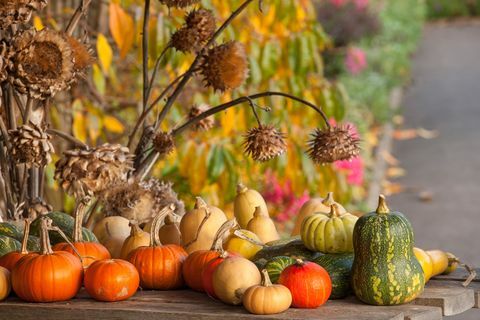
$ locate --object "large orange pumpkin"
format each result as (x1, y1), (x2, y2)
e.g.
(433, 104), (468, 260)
(11, 217), (83, 302)
(0, 219), (32, 271)
(84, 259), (139, 302)
(182, 220), (234, 292)
(128, 205), (187, 290)
(53, 200), (110, 268)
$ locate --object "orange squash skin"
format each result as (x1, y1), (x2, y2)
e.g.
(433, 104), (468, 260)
(182, 250), (220, 292)
(53, 242), (111, 268)
(0, 252), (28, 271)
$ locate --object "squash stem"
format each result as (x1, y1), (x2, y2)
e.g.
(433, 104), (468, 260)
(376, 195), (390, 215)
(211, 219), (236, 252)
(295, 258), (305, 266)
(150, 204), (175, 247)
(20, 218), (31, 254)
(39, 217), (53, 255)
(73, 196), (91, 242)
(261, 269), (273, 287)
(322, 192), (335, 206)
(330, 204), (341, 217)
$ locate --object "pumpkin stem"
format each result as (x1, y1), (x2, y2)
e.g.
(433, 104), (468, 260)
(329, 204), (341, 217)
(194, 197), (208, 210)
(150, 204), (175, 247)
(73, 196), (91, 242)
(295, 258), (305, 266)
(261, 269), (273, 287)
(211, 219), (236, 252)
(322, 192), (334, 206)
(39, 217), (54, 255)
(20, 218), (31, 254)
(236, 183), (248, 194)
(376, 195), (390, 215)
(253, 206), (267, 218)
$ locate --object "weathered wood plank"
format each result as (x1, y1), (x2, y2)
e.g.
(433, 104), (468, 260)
(433, 267), (480, 282)
(427, 279), (480, 309)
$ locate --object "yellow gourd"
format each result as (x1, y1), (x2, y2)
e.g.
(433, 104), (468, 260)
(426, 250), (449, 277)
(234, 183), (268, 229)
(224, 228), (264, 260)
(120, 222), (151, 260)
(246, 206), (280, 243)
(443, 252), (459, 275)
(212, 256), (261, 305)
(413, 247), (433, 283)
(93, 216), (131, 258)
(180, 197), (227, 254)
(0, 266), (10, 301)
(291, 192), (346, 236)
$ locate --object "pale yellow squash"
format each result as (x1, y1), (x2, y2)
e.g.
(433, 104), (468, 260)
(246, 206), (280, 243)
(234, 183), (268, 229)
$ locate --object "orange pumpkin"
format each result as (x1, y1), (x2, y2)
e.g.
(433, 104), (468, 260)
(11, 217), (83, 302)
(84, 259), (139, 302)
(182, 220), (234, 292)
(128, 205), (187, 290)
(0, 219), (32, 271)
(53, 200), (110, 268)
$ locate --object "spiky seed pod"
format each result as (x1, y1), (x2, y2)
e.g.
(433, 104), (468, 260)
(28, 198), (52, 219)
(0, 0), (47, 29)
(54, 144), (134, 198)
(65, 35), (94, 73)
(159, 0), (200, 8)
(200, 41), (249, 92)
(185, 9), (216, 42)
(102, 179), (184, 223)
(188, 104), (214, 131)
(307, 125), (360, 164)
(9, 28), (75, 100)
(153, 131), (175, 156)
(171, 27), (202, 53)
(9, 122), (54, 167)
(243, 124), (287, 162)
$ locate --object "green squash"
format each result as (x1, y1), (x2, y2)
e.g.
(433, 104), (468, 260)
(265, 256), (296, 283)
(26, 235), (41, 252)
(253, 238), (321, 268)
(0, 222), (23, 241)
(352, 196), (424, 306)
(30, 211), (97, 245)
(314, 253), (353, 299)
(0, 235), (21, 257)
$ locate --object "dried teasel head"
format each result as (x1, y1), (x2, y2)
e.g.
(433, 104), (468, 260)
(153, 131), (175, 156)
(159, 0), (200, 8)
(243, 124), (287, 162)
(102, 179), (185, 223)
(171, 9), (215, 53)
(65, 35), (94, 73)
(307, 125), (360, 164)
(199, 41), (249, 92)
(54, 144), (134, 198)
(9, 28), (75, 100)
(0, 0), (47, 29)
(188, 104), (214, 131)
(9, 122), (54, 167)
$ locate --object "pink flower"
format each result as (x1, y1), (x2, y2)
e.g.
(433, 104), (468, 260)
(345, 47), (367, 75)
(353, 0), (369, 9)
(330, 0), (347, 7)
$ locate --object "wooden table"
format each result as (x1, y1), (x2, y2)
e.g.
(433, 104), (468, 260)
(0, 268), (477, 320)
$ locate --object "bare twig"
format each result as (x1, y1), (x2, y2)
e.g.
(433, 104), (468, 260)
(145, 45), (171, 107)
(65, 0), (93, 36)
(47, 129), (88, 149)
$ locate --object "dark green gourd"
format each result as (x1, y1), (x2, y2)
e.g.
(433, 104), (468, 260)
(314, 253), (353, 299)
(352, 195), (424, 305)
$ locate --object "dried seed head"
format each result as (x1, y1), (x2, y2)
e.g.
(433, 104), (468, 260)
(188, 104), (214, 131)
(159, 0), (200, 8)
(185, 9), (216, 42)
(243, 124), (287, 162)
(9, 122), (54, 167)
(0, 0), (47, 29)
(0, 41), (10, 83)
(10, 29), (75, 100)
(153, 131), (175, 156)
(171, 27), (202, 53)
(28, 197), (52, 219)
(307, 125), (360, 164)
(54, 144), (134, 198)
(200, 41), (249, 92)
(65, 35), (94, 73)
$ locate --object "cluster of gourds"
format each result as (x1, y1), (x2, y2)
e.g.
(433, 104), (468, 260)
(0, 184), (465, 315)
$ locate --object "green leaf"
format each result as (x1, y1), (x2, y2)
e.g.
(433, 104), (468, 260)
(207, 145), (225, 182)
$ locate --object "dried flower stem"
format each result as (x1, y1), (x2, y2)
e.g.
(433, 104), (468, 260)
(47, 129), (88, 149)
(145, 46), (171, 108)
(142, 0), (151, 111)
(65, 0), (93, 36)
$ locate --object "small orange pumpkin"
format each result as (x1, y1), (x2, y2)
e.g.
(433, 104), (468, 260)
(84, 259), (139, 302)
(128, 205), (187, 290)
(12, 217), (83, 302)
(53, 199), (110, 268)
(0, 219), (32, 271)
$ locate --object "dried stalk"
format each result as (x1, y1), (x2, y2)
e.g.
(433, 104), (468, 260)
(65, 0), (93, 36)
(142, 0), (151, 111)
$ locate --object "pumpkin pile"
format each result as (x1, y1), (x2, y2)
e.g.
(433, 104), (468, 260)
(0, 185), (470, 315)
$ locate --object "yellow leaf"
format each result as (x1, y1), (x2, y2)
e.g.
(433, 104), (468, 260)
(72, 114), (87, 143)
(96, 34), (113, 74)
(33, 16), (44, 31)
(103, 115), (125, 133)
(109, 3), (135, 59)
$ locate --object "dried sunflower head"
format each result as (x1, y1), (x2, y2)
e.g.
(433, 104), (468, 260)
(200, 41), (249, 92)
(54, 144), (134, 198)
(0, 0), (47, 29)
(9, 28), (75, 100)
(9, 122), (54, 167)
(159, 0), (200, 8)
(153, 131), (175, 156)
(188, 104), (214, 131)
(243, 124), (287, 162)
(307, 125), (360, 164)
(65, 35), (94, 73)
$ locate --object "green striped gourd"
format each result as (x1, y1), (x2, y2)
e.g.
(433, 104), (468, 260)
(300, 204), (358, 253)
(0, 223), (22, 241)
(0, 236), (21, 257)
(264, 256), (296, 283)
(352, 195), (424, 306)
(314, 253), (353, 299)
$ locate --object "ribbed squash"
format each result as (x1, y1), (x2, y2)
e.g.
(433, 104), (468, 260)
(234, 183), (268, 229)
(246, 206), (279, 243)
(352, 195), (424, 306)
(301, 204), (358, 253)
(291, 192), (346, 236)
(314, 253), (353, 299)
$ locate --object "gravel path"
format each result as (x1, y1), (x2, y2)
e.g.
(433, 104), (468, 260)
(388, 22), (480, 319)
